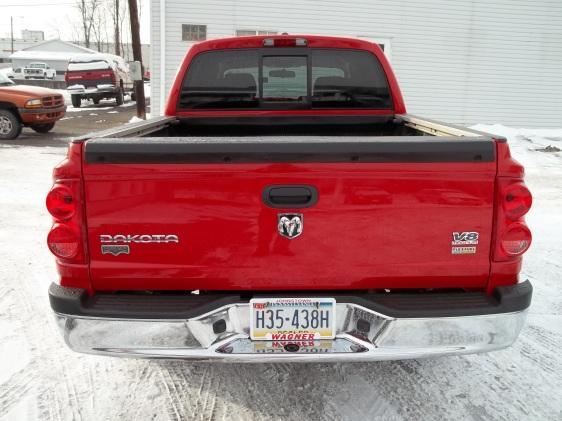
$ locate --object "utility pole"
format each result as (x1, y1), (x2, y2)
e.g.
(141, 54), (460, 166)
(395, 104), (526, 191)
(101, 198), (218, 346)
(128, 0), (146, 119)
(10, 16), (14, 54)
(115, 0), (121, 56)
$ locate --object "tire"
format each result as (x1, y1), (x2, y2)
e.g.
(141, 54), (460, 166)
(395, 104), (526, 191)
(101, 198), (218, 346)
(93, 98), (100, 105)
(30, 123), (55, 133)
(0, 110), (23, 140)
(115, 87), (124, 106)
(71, 95), (81, 108)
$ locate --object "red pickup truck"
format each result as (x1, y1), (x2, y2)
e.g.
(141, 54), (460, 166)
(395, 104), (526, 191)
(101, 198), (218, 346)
(47, 35), (533, 361)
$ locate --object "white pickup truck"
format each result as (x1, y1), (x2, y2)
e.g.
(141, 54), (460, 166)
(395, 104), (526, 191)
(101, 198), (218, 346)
(23, 62), (56, 80)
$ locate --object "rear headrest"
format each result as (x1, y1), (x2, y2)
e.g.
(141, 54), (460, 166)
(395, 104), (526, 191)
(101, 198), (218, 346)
(223, 73), (257, 90)
(313, 76), (348, 91)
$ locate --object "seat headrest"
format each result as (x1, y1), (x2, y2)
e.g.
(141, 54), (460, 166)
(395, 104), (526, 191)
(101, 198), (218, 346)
(313, 76), (348, 91)
(223, 73), (257, 90)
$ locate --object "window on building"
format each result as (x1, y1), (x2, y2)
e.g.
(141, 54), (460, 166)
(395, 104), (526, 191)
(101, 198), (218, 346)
(236, 30), (277, 37)
(182, 24), (207, 41)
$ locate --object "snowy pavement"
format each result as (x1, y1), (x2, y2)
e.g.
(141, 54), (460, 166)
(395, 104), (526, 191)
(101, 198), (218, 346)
(0, 125), (561, 420)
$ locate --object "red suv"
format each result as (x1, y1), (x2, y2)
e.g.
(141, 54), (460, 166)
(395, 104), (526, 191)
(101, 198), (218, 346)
(65, 54), (133, 108)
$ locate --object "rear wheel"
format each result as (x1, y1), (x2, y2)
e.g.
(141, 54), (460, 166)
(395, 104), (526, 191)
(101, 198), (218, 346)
(30, 123), (56, 133)
(0, 110), (23, 140)
(93, 98), (100, 105)
(115, 87), (124, 106)
(71, 95), (81, 108)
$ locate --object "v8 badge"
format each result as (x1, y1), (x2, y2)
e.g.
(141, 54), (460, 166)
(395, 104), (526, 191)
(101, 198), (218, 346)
(452, 231), (479, 245)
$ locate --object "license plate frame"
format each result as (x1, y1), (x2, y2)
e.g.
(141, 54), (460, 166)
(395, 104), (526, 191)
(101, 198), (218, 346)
(249, 297), (336, 341)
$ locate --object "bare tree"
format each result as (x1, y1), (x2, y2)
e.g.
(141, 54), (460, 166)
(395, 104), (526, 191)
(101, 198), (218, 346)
(90, 1), (110, 52)
(114, 0), (120, 56)
(119, 4), (129, 58)
(76, 0), (102, 48)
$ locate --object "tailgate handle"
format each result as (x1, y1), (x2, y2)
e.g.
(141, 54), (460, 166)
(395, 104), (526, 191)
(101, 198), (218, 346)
(263, 185), (318, 208)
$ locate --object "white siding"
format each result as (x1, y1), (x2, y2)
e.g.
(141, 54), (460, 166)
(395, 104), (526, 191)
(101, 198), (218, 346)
(151, 0), (562, 127)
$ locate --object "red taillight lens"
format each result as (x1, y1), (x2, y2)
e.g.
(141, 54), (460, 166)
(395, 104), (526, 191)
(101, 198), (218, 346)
(47, 224), (79, 259)
(500, 223), (532, 256)
(503, 182), (532, 220)
(46, 184), (76, 221)
(494, 176), (533, 262)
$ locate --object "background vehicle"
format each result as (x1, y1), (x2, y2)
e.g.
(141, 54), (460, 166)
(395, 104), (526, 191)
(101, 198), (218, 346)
(23, 62), (56, 80)
(47, 35), (533, 361)
(65, 54), (133, 108)
(6, 67), (23, 80)
(0, 72), (65, 140)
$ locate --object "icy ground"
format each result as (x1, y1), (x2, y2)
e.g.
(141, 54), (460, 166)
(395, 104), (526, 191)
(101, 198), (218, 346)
(0, 125), (561, 420)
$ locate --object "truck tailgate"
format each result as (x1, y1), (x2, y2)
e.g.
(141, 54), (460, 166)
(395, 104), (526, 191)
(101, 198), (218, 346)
(66, 70), (113, 87)
(82, 136), (496, 291)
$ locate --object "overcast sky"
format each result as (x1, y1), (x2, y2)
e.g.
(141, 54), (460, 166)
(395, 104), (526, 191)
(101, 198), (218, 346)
(0, 0), (151, 44)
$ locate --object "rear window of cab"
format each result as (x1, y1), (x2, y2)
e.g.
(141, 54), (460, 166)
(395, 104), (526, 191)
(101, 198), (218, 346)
(179, 49), (392, 110)
(67, 60), (111, 71)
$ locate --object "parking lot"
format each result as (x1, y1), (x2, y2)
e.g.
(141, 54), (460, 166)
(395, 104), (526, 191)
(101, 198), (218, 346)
(0, 110), (561, 420)
(1, 98), (139, 147)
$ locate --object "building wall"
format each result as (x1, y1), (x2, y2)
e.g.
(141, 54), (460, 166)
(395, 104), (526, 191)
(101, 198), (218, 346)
(150, 0), (562, 127)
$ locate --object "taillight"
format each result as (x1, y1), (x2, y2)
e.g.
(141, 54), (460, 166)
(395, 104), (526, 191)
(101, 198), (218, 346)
(46, 184), (76, 220)
(494, 177), (532, 261)
(47, 142), (90, 288)
(47, 224), (80, 258)
(47, 143), (87, 265)
(502, 182), (532, 220)
(110, 71), (117, 83)
(500, 223), (532, 256)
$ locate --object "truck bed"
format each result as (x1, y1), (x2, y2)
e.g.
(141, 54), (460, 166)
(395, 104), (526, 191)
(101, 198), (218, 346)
(79, 114), (499, 141)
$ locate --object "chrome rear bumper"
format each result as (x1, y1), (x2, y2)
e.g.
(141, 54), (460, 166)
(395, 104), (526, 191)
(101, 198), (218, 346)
(53, 290), (530, 362)
(67, 84), (117, 94)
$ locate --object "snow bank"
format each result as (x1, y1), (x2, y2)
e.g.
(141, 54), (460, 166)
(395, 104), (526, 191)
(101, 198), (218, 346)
(128, 114), (152, 123)
(471, 124), (562, 174)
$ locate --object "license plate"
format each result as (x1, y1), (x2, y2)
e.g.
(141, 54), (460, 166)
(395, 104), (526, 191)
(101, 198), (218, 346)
(250, 297), (336, 340)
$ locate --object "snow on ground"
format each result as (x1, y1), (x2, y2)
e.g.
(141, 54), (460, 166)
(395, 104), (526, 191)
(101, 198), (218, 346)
(0, 126), (560, 420)
(128, 113), (152, 123)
